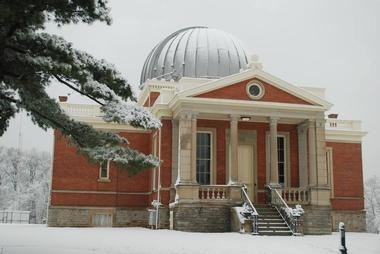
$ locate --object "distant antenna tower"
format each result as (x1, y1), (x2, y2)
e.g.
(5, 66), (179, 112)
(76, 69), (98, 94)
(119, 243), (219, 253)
(17, 112), (23, 153)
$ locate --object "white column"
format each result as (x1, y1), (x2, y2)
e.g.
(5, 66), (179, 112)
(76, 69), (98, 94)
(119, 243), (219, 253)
(308, 120), (317, 187)
(269, 117), (279, 186)
(175, 112), (199, 203)
(229, 115), (239, 184)
(309, 118), (331, 206)
(171, 119), (179, 187)
(176, 111), (197, 184)
(297, 121), (308, 187)
(190, 113), (197, 183)
(315, 118), (328, 186)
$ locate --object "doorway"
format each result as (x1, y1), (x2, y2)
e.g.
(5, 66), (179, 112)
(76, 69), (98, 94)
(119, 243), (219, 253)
(226, 130), (258, 202)
(238, 144), (255, 201)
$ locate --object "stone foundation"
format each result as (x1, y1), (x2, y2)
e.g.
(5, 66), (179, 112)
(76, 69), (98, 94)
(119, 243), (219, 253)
(172, 203), (231, 232)
(48, 206), (148, 227)
(331, 210), (366, 232)
(157, 207), (170, 229)
(302, 205), (332, 235)
(114, 208), (148, 227)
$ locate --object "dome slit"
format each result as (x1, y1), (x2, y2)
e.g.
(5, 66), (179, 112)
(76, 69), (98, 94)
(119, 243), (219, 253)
(162, 36), (178, 79)
(172, 29), (190, 79)
(182, 28), (197, 78)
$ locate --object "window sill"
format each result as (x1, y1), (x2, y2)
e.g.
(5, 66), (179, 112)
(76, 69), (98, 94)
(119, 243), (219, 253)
(97, 178), (111, 183)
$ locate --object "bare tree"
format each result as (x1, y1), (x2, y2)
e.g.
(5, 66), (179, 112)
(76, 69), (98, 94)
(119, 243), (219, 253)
(0, 147), (51, 223)
(365, 175), (380, 233)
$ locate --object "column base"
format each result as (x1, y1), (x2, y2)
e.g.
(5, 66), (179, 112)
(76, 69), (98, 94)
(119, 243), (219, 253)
(303, 205), (332, 235)
(268, 182), (282, 189)
(310, 186), (331, 206)
(170, 202), (231, 232)
(175, 183), (200, 203)
(227, 180), (242, 186)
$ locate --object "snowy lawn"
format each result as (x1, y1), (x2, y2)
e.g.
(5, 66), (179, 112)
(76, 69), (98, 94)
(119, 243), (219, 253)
(0, 224), (379, 254)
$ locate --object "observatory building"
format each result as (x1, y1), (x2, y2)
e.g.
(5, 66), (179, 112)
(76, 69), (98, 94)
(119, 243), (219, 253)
(48, 27), (366, 235)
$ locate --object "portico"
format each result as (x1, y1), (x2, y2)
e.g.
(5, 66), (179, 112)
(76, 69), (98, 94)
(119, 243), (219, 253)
(172, 108), (330, 207)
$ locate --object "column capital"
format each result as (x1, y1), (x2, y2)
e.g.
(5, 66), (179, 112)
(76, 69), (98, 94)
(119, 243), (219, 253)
(178, 111), (197, 120)
(315, 118), (326, 128)
(229, 114), (240, 121)
(269, 116), (280, 125)
(307, 119), (316, 128)
(297, 120), (309, 132)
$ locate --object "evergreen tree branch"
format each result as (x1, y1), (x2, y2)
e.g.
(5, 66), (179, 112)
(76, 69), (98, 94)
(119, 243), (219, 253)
(0, 92), (86, 147)
(0, 0), (160, 173)
(54, 75), (104, 106)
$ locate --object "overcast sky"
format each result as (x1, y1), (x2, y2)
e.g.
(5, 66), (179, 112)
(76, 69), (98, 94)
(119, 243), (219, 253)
(0, 0), (379, 178)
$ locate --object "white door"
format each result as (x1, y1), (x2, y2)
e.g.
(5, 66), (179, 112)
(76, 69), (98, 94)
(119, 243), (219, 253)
(238, 144), (255, 201)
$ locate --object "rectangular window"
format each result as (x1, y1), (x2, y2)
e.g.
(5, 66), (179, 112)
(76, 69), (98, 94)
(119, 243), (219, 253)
(196, 132), (211, 185)
(277, 136), (285, 185)
(99, 161), (109, 179)
(92, 214), (112, 227)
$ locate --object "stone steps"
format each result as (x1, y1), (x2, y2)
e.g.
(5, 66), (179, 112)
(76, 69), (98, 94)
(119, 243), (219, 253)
(255, 204), (293, 236)
(259, 230), (293, 236)
(258, 222), (287, 227)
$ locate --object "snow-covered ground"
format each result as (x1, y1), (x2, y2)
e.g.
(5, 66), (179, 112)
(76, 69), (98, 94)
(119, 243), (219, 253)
(0, 224), (379, 254)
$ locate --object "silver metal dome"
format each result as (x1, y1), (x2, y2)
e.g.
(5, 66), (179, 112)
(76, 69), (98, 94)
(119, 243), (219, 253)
(140, 26), (248, 87)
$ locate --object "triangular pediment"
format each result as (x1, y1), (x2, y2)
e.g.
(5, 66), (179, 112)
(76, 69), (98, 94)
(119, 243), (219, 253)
(195, 77), (313, 105)
(177, 69), (332, 109)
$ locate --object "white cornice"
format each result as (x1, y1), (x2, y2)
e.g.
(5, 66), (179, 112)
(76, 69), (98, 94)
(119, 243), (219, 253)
(167, 97), (326, 120)
(325, 129), (367, 143)
(169, 97), (326, 113)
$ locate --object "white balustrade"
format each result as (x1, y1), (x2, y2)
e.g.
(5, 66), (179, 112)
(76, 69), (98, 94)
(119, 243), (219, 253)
(279, 187), (310, 205)
(325, 119), (362, 131)
(199, 185), (229, 200)
(60, 103), (102, 118)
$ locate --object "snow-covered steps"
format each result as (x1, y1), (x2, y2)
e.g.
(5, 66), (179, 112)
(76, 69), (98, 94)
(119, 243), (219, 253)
(255, 204), (293, 236)
(259, 230), (293, 236)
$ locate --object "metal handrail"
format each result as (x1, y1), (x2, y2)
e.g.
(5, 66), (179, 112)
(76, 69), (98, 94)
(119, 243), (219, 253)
(241, 185), (259, 235)
(265, 185), (303, 236)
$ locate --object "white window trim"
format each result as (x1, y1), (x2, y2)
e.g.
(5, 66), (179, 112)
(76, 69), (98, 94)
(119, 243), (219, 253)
(246, 80), (265, 100)
(196, 129), (216, 185)
(98, 160), (110, 182)
(265, 132), (291, 187)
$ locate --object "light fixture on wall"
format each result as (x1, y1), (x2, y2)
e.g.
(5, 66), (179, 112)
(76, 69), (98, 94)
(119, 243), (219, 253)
(240, 116), (251, 121)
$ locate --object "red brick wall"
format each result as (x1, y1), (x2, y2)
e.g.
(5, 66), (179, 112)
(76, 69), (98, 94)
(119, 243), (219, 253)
(51, 130), (153, 207)
(327, 142), (364, 210)
(143, 92), (160, 107)
(195, 78), (313, 105)
(148, 119), (172, 206)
